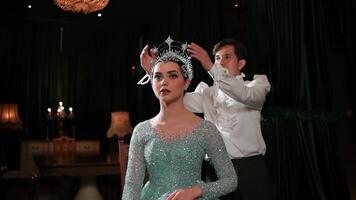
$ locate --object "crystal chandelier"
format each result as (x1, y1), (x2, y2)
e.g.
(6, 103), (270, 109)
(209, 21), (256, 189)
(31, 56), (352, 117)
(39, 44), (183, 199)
(53, 0), (110, 14)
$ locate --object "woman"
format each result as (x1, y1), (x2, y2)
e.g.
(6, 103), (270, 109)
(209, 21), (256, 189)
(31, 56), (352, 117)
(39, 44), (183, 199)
(122, 37), (237, 200)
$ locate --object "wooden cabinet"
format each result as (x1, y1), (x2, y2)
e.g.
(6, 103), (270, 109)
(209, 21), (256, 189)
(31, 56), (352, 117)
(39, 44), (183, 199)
(25, 139), (100, 155)
(76, 141), (100, 154)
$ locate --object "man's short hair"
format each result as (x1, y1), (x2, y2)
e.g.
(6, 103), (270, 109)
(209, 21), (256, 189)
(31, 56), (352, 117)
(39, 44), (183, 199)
(212, 38), (248, 60)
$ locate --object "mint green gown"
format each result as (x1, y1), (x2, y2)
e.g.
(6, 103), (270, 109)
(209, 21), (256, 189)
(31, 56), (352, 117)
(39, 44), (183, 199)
(122, 120), (237, 200)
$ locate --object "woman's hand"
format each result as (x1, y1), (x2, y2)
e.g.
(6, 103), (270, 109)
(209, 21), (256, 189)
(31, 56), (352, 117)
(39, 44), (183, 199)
(166, 186), (203, 200)
(187, 42), (214, 71)
(140, 44), (156, 73)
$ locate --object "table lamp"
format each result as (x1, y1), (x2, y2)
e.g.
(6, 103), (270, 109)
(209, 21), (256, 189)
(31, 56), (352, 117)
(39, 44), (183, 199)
(0, 103), (23, 131)
(106, 112), (132, 157)
(0, 103), (23, 171)
(106, 111), (132, 140)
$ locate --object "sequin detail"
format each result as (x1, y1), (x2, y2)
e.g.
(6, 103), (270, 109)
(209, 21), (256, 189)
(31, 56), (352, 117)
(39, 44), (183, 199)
(122, 120), (237, 200)
(150, 118), (203, 142)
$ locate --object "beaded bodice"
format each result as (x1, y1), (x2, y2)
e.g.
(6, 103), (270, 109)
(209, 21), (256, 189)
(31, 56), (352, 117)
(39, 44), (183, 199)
(122, 119), (237, 200)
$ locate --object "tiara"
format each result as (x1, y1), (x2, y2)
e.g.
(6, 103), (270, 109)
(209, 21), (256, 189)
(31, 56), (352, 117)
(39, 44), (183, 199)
(137, 36), (193, 85)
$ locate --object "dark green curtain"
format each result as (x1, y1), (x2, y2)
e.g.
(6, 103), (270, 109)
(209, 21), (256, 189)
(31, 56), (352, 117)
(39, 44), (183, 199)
(261, 109), (350, 200)
(0, 19), (142, 144)
(246, 0), (352, 199)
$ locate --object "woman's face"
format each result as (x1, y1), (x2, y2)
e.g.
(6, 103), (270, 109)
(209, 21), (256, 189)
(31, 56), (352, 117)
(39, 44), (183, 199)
(151, 61), (188, 104)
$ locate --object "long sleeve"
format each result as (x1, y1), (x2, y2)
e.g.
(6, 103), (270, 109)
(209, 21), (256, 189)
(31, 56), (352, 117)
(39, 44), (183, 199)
(183, 82), (209, 113)
(208, 64), (271, 110)
(196, 122), (238, 199)
(122, 124), (146, 200)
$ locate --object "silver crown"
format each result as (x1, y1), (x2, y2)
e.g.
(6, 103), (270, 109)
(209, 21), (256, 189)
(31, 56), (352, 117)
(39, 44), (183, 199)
(138, 36), (193, 85)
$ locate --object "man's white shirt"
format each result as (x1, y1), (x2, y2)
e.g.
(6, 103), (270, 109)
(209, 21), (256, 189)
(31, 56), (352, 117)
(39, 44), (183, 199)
(184, 64), (271, 159)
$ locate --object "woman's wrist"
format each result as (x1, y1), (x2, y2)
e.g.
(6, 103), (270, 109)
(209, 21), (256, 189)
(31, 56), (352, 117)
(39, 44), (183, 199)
(190, 185), (203, 198)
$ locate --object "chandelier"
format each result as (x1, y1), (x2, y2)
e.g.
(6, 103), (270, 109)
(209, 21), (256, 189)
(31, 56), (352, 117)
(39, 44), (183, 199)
(53, 0), (110, 14)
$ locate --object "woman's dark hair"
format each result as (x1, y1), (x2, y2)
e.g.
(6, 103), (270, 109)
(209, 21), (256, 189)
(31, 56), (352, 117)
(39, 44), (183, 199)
(151, 59), (188, 80)
(212, 39), (248, 60)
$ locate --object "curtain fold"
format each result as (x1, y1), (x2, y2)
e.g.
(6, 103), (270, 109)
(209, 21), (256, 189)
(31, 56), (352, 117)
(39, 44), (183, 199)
(255, 0), (351, 199)
(262, 112), (350, 200)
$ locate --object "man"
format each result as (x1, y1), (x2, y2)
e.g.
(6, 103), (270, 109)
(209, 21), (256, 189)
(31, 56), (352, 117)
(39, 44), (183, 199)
(186, 39), (272, 200)
(140, 38), (272, 200)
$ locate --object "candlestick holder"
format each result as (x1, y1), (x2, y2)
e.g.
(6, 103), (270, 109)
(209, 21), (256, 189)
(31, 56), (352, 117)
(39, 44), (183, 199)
(47, 102), (76, 140)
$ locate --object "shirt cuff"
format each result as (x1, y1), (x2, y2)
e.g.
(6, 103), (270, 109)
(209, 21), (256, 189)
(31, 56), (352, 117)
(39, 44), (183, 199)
(208, 64), (230, 81)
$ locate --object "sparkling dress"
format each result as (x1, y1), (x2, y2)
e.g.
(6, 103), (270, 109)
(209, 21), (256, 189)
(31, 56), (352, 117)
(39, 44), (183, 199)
(122, 119), (237, 200)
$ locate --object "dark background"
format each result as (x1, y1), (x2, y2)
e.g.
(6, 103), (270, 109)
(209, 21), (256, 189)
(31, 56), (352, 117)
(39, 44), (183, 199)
(0, 0), (355, 199)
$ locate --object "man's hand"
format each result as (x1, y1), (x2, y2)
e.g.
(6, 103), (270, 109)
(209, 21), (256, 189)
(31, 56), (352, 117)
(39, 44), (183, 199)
(187, 42), (214, 71)
(140, 44), (156, 73)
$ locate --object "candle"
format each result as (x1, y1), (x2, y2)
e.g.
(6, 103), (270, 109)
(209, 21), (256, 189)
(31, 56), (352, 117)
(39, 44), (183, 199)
(59, 101), (64, 111)
(68, 107), (75, 138)
(47, 108), (52, 120)
(46, 108), (52, 140)
(69, 107), (73, 117)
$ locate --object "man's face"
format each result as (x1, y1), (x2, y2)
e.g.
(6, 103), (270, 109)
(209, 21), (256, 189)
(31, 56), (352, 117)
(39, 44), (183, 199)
(214, 45), (245, 76)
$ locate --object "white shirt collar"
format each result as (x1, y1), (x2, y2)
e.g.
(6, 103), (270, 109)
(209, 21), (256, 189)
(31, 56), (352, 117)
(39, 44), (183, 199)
(236, 72), (245, 80)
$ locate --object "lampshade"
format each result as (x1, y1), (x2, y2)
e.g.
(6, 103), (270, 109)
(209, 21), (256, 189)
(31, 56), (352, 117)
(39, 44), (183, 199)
(53, 0), (110, 14)
(106, 111), (132, 139)
(0, 103), (23, 131)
